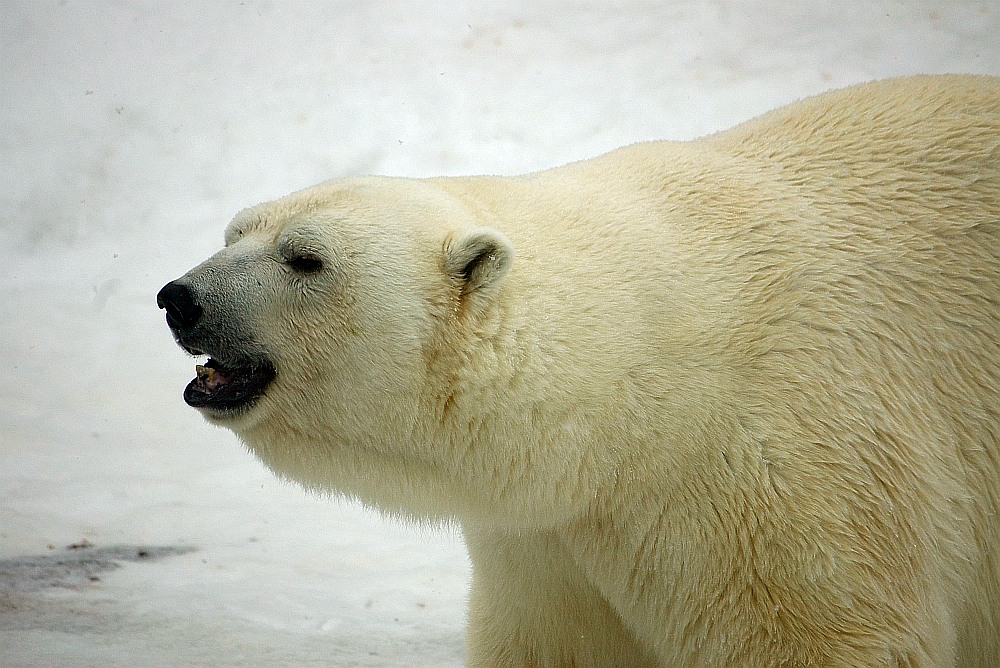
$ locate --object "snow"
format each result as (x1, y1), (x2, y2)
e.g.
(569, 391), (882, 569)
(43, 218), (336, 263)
(1, 1), (997, 665)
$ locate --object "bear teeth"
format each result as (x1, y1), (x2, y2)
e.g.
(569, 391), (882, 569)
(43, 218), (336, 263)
(196, 364), (216, 383)
(194, 362), (232, 392)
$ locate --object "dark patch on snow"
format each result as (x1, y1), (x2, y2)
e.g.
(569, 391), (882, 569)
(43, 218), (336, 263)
(0, 542), (197, 593)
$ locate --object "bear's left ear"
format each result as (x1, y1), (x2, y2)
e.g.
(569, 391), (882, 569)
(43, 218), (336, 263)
(443, 228), (514, 297)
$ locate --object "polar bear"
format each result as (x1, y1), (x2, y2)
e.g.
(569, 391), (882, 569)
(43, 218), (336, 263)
(158, 75), (1000, 667)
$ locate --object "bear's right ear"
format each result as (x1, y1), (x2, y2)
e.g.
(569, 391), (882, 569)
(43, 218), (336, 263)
(443, 228), (514, 299)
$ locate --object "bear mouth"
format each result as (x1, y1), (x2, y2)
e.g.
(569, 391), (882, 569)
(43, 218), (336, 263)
(183, 356), (276, 415)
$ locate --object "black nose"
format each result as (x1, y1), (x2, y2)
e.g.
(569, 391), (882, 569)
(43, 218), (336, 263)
(157, 281), (202, 331)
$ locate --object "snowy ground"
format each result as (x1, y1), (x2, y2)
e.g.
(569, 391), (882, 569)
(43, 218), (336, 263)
(1, 1), (998, 666)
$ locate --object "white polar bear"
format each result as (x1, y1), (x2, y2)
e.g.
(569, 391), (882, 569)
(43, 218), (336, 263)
(159, 75), (1000, 667)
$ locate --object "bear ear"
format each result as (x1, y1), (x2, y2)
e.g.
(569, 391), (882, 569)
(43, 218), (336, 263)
(443, 228), (514, 297)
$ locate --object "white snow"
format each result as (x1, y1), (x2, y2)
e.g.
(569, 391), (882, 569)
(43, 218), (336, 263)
(1, 1), (997, 666)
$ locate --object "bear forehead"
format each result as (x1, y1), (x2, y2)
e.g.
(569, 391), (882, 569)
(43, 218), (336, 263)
(225, 182), (372, 245)
(224, 176), (482, 248)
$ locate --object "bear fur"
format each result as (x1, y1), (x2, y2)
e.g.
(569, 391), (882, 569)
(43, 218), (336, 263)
(160, 75), (1000, 666)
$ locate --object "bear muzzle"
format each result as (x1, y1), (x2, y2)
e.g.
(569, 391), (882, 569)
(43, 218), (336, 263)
(157, 280), (276, 416)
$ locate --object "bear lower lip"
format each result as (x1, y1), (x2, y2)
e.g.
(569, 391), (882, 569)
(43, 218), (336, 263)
(183, 357), (276, 413)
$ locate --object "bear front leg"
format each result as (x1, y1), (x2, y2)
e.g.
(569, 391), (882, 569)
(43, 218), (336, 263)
(462, 527), (657, 668)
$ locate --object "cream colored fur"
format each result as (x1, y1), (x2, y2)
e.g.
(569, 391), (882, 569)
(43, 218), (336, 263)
(191, 75), (1000, 666)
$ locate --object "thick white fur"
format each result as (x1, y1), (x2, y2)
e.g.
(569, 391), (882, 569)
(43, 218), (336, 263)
(203, 75), (999, 666)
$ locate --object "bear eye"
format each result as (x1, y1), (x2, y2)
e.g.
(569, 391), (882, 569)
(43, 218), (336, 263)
(286, 254), (324, 274)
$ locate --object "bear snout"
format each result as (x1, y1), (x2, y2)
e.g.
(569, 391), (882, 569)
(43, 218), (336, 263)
(157, 280), (203, 332)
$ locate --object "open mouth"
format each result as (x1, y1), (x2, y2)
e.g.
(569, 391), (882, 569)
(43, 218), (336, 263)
(183, 357), (276, 414)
